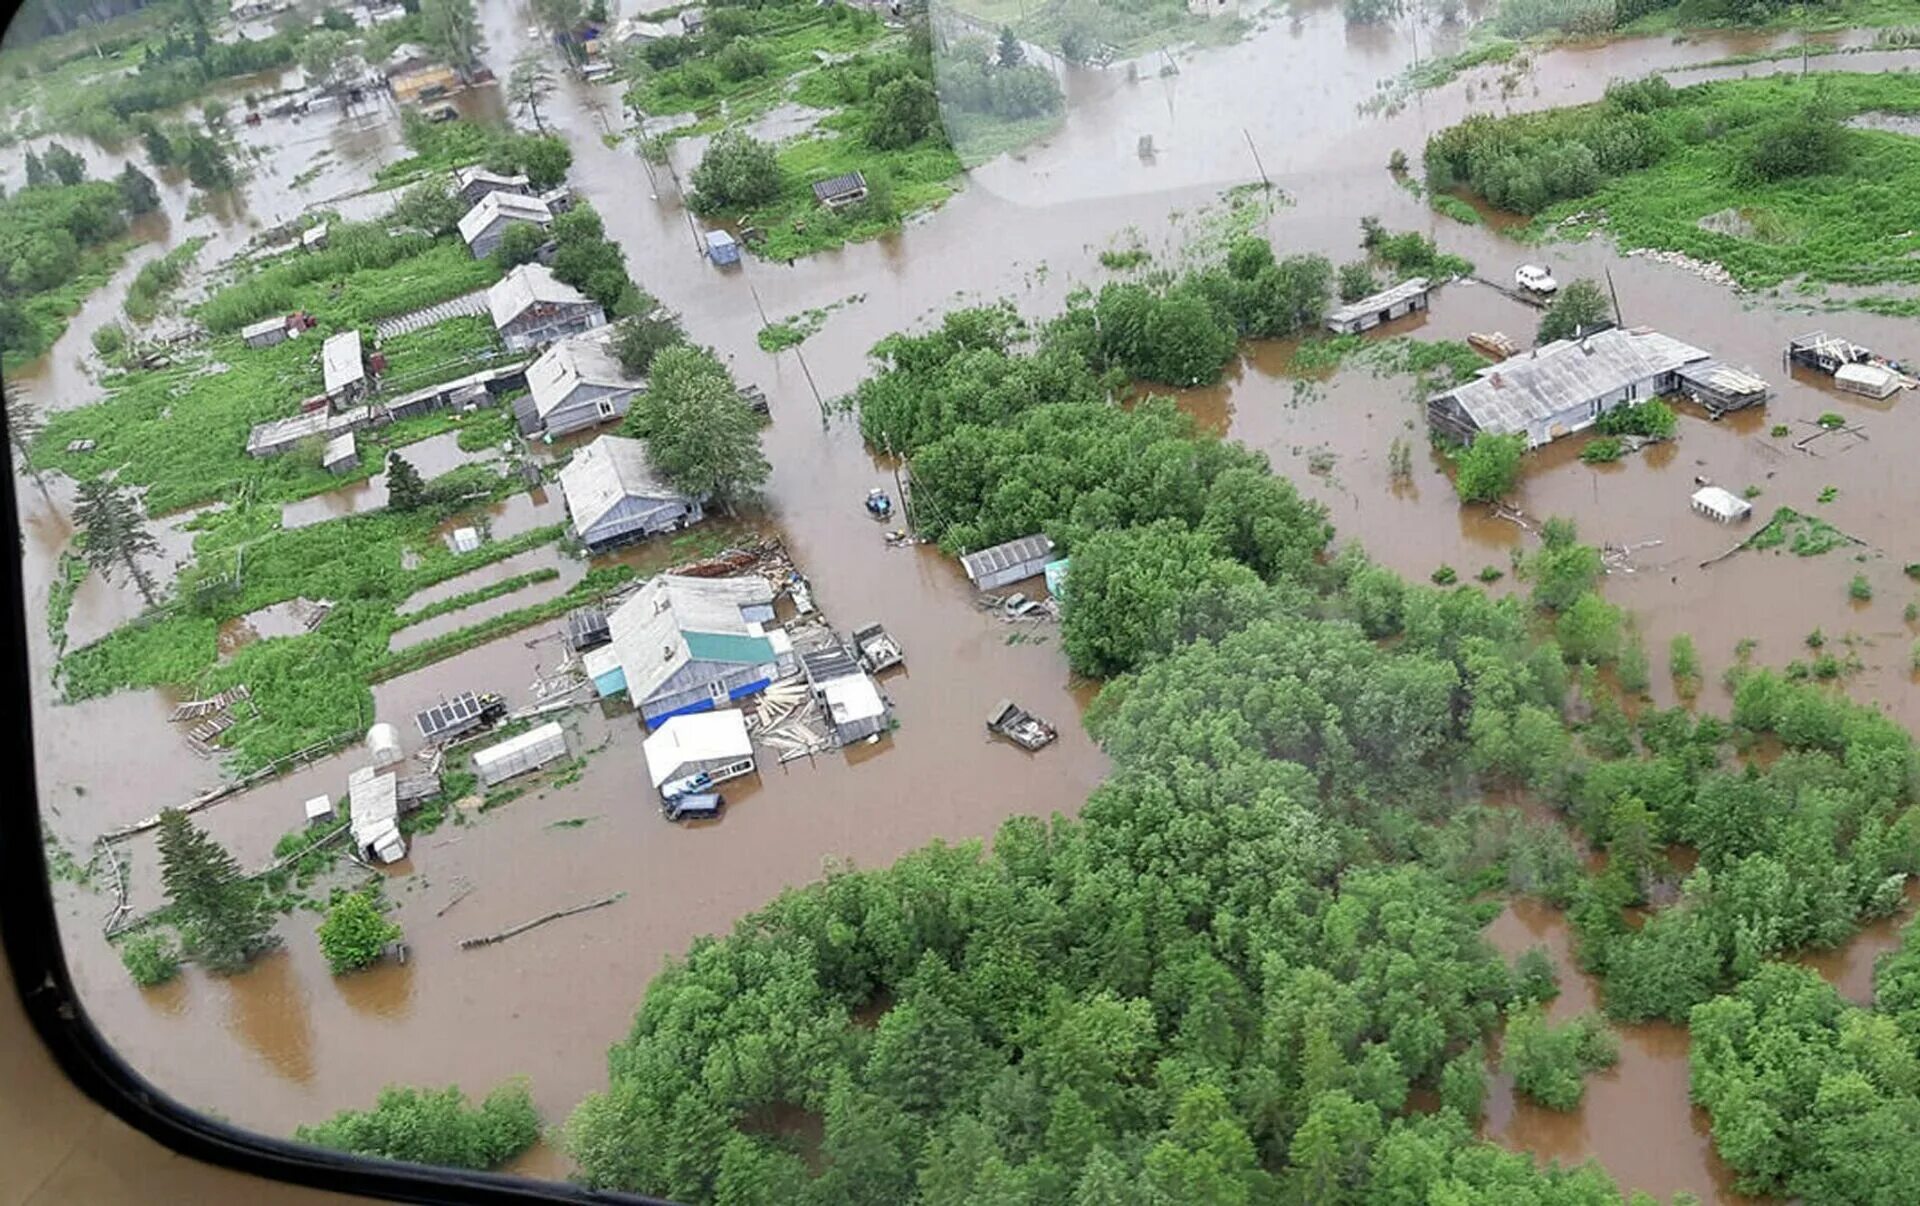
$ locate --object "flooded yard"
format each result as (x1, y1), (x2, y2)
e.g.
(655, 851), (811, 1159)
(280, 432), (495, 529)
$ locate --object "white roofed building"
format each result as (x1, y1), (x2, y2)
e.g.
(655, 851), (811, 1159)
(524, 331), (642, 436)
(642, 710), (755, 791)
(452, 165), (533, 208)
(487, 263), (605, 352)
(322, 329), (368, 404)
(559, 434), (702, 551)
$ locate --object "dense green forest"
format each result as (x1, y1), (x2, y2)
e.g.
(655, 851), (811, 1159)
(567, 255), (1920, 1202)
(0, 171), (138, 366)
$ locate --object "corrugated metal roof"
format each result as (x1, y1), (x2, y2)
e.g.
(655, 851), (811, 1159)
(487, 263), (595, 330)
(1434, 328), (1709, 436)
(529, 331), (637, 418)
(557, 433), (684, 534)
(960, 534), (1055, 581)
(322, 329), (364, 394)
(1675, 359), (1768, 395)
(1326, 277), (1429, 326)
(642, 709), (752, 788)
(242, 316), (286, 338)
(604, 575), (778, 705)
(453, 165), (530, 192)
(457, 191), (553, 246)
(1691, 486), (1751, 521)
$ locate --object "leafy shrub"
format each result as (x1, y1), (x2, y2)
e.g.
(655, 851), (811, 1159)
(1849, 574), (1873, 602)
(316, 892), (402, 974)
(120, 931), (181, 986)
(1580, 437), (1624, 463)
(1452, 433), (1524, 503)
(296, 1082), (539, 1169)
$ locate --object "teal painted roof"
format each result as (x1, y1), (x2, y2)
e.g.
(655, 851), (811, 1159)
(684, 631), (775, 665)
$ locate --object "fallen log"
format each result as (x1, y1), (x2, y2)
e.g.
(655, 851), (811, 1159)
(435, 880), (476, 918)
(459, 892), (624, 950)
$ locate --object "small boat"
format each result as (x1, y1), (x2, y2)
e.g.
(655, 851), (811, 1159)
(852, 622), (903, 673)
(1468, 331), (1516, 360)
(987, 699), (1057, 751)
(865, 488), (893, 519)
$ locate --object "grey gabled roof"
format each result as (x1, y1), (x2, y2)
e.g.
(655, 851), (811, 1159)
(487, 263), (595, 330)
(457, 191), (554, 246)
(604, 575), (780, 706)
(1433, 327), (1709, 436)
(528, 331), (638, 418)
(558, 433), (685, 533)
(1326, 277), (1429, 326)
(960, 534), (1055, 582)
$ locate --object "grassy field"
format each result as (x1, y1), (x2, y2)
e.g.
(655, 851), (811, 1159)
(1618, 0), (1920, 35)
(1432, 73), (1920, 310)
(625, 5), (885, 120)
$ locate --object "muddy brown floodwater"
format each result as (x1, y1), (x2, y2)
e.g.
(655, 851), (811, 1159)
(15, 0), (1920, 1193)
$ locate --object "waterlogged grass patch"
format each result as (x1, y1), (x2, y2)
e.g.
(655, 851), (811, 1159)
(755, 294), (863, 352)
(1746, 505), (1850, 556)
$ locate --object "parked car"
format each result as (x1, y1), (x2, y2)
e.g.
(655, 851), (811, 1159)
(1514, 264), (1558, 294)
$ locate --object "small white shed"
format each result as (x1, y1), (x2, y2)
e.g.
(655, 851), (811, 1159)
(1690, 486), (1752, 524)
(366, 722), (403, 769)
(303, 794), (334, 827)
(474, 722), (568, 787)
(1834, 362), (1901, 400)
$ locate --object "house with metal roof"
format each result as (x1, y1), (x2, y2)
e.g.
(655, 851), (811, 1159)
(458, 191), (554, 259)
(243, 315), (292, 348)
(524, 331), (643, 436)
(960, 534), (1056, 592)
(558, 433), (702, 552)
(347, 767), (406, 864)
(1325, 277), (1430, 335)
(584, 574), (796, 725)
(451, 164), (532, 209)
(799, 638), (890, 745)
(1427, 327), (1712, 449)
(487, 263), (605, 352)
(322, 329), (368, 404)
(811, 171), (869, 209)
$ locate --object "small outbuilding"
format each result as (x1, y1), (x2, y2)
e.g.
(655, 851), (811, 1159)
(1690, 486), (1752, 524)
(526, 332), (644, 436)
(322, 329), (368, 405)
(643, 709), (756, 796)
(704, 229), (741, 266)
(1324, 277), (1431, 336)
(1673, 360), (1771, 416)
(559, 433), (703, 552)
(810, 171), (869, 209)
(451, 164), (532, 208)
(1835, 362), (1901, 400)
(301, 222), (330, 252)
(473, 721), (569, 787)
(347, 767), (407, 864)
(303, 794), (334, 828)
(487, 263), (606, 352)
(322, 431), (358, 474)
(568, 605), (611, 652)
(243, 315), (292, 349)
(822, 674), (889, 745)
(386, 43), (458, 105)
(960, 534), (1057, 592)
(458, 191), (554, 259)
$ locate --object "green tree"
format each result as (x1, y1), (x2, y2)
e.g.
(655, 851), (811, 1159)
(73, 477), (161, 605)
(3, 383), (50, 500)
(1061, 521), (1261, 677)
(870, 74), (941, 150)
(317, 892), (402, 974)
(1521, 518), (1602, 612)
(623, 344), (768, 511)
(117, 162), (160, 215)
(1438, 1044), (1487, 1123)
(1510, 946), (1559, 1005)
(1092, 282), (1236, 385)
(493, 132), (572, 189)
(156, 809), (277, 974)
(507, 49), (554, 134)
(997, 26), (1025, 67)
(388, 176), (465, 236)
(1287, 1090), (1382, 1205)
(1537, 278), (1611, 343)
(1452, 432), (1524, 503)
(420, 0), (484, 74)
(689, 131), (782, 211)
(1502, 1006), (1616, 1110)
(1556, 591), (1622, 664)
(42, 143), (86, 186)
(119, 931), (181, 986)
(297, 1082), (540, 1169)
(386, 454), (428, 511)
(181, 132), (234, 190)
(493, 220), (547, 268)
(613, 309), (683, 376)
(1745, 100), (1847, 183)
(1668, 633), (1700, 695)
(298, 30), (354, 91)
(1337, 260), (1377, 303)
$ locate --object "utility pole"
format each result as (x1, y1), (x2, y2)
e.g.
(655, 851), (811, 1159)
(1605, 268), (1624, 328)
(1241, 127), (1270, 190)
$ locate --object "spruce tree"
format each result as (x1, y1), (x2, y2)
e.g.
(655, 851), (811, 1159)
(386, 454), (427, 511)
(157, 809), (277, 973)
(3, 384), (49, 501)
(118, 162), (161, 215)
(997, 26), (1024, 67)
(73, 477), (161, 605)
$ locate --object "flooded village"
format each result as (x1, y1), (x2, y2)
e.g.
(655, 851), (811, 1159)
(9, 0), (1920, 1200)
